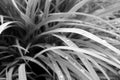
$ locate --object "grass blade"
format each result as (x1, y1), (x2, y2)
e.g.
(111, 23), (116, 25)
(69, 0), (90, 12)
(78, 55), (100, 80)
(96, 60), (118, 75)
(53, 34), (78, 47)
(41, 28), (120, 56)
(0, 22), (14, 34)
(48, 54), (65, 80)
(43, 0), (52, 19)
(18, 64), (27, 80)
(0, 15), (4, 24)
(34, 46), (120, 69)
(93, 2), (120, 17)
(57, 60), (72, 80)
(11, 0), (34, 25)
(83, 55), (110, 80)
(6, 67), (14, 80)
(22, 56), (50, 75)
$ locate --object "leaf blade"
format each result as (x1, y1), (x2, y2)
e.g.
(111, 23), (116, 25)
(18, 64), (27, 80)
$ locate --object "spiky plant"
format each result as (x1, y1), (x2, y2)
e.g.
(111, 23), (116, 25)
(1, 0), (120, 80)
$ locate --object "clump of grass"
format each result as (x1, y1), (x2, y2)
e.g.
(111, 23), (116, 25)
(0, 0), (120, 80)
